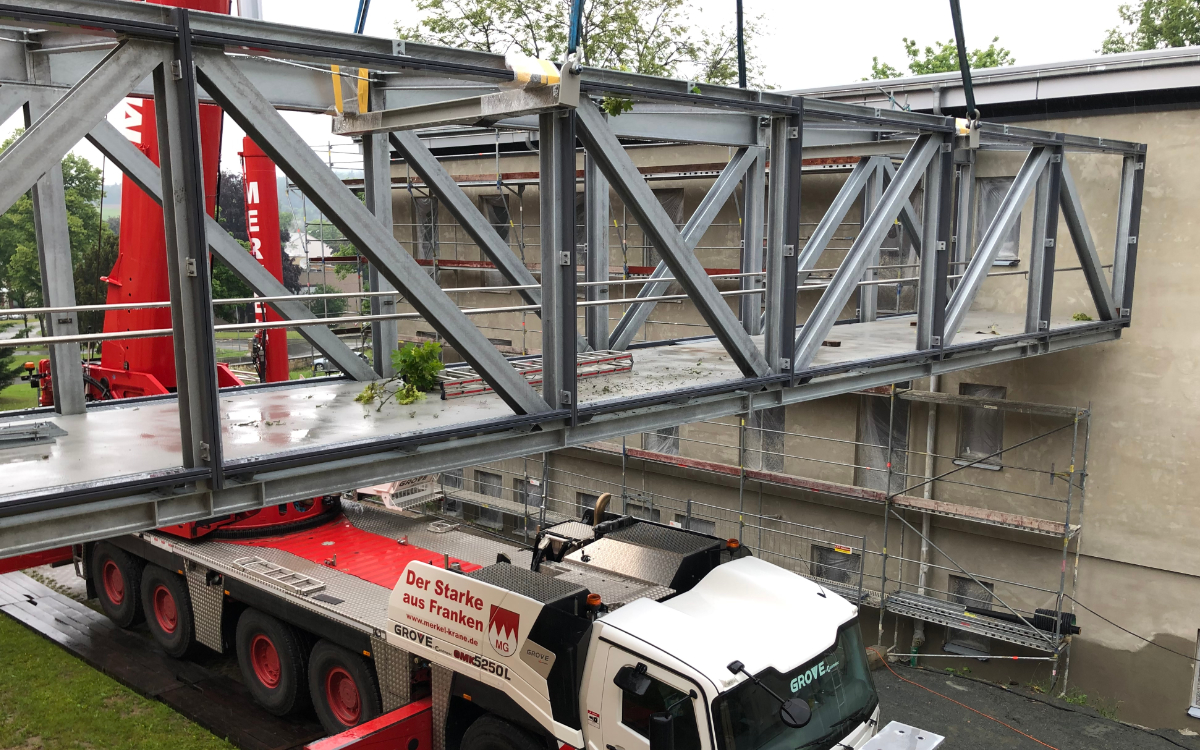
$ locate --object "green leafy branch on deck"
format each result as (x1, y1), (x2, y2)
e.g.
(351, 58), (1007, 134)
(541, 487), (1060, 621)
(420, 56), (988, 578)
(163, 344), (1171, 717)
(355, 341), (445, 411)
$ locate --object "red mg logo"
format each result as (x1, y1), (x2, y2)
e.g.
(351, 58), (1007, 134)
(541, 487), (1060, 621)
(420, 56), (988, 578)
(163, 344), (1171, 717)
(488, 605), (519, 657)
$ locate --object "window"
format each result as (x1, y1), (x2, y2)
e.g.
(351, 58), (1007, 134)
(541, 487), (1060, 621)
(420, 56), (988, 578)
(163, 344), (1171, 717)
(855, 394), (910, 494)
(956, 383), (1006, 469)
(646, 188), (685, 267)
(440, 468), (464, 489)
(674, 514), (716, 536)
(473, 471), (504, 530)
(620, 673), (701, 750)
(747, 407), (785, 472)
(811, 544), (862, 585)
(413, 196), (439, 260)
(945, 575), (995, 656)
(479, 194), (511, 243)
(514, 478), (544, 509)
(577, 491), (600, 518)
(644, 425), (680, 455)
(625, 502), (661, 523)
(476, 471), (503, 498)
(973, 177), (1021, 265)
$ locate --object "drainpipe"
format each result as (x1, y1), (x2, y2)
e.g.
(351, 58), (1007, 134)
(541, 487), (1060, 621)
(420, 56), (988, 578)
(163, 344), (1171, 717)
(911, 375), (939, 663)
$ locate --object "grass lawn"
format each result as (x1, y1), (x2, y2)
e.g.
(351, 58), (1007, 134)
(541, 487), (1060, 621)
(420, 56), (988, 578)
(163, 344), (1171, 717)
(0, 381), (38, 411)
(0, 614), (234, 750)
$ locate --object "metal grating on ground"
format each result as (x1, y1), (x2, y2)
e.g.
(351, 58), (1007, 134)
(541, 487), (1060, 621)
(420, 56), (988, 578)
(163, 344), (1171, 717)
(438, 350), (633, 399)
(466, 563), (586, 604)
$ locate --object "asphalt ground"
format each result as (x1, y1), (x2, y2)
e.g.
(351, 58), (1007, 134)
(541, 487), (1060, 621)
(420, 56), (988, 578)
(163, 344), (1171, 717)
(873, 659), (1200, 750)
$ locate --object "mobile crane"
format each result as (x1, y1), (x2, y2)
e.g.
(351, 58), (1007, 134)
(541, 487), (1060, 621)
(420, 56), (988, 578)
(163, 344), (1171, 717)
(83, 490), (882, 750)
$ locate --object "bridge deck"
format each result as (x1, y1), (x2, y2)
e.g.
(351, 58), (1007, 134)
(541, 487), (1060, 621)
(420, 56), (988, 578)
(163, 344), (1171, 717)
(0, 310), (1100, 502)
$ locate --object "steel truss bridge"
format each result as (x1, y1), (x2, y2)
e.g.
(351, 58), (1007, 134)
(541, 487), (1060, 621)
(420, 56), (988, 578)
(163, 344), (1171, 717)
(0, 0), (1145, 560)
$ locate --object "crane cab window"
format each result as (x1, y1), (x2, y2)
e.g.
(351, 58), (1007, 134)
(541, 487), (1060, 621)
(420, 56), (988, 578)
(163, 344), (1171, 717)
(620, 674), (702, 750)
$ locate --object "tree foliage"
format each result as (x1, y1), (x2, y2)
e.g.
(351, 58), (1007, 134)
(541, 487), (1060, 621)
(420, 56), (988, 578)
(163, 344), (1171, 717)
(304, 283), (348, 319)
(868, 36), (1015, 80)
(1102, 0), (1200, 53)
(0, 130), (115, 336)
(397, 0), (772, 88)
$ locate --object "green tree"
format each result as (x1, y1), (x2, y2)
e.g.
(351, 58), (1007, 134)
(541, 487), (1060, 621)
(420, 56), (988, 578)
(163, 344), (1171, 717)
(867, 36), (1015, 80)
(0, 130), (116, 337)
(397, 0), (771, 86)
(1102, 0), (1200, 53)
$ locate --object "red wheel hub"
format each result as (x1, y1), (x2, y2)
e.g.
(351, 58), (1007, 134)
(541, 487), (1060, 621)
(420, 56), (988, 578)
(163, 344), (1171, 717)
(101, 560), (124, 606)
(325, 666), (361, 725)
(250, 634), (281, 689)
(152, 584), (177, 634)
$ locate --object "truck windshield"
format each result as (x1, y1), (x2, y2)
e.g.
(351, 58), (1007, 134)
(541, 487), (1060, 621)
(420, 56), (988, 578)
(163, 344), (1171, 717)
(712, 620), (878, 750)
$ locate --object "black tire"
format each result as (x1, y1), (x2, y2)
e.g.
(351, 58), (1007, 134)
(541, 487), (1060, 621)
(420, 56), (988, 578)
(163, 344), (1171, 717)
(235, 608), (311, 716)
(308, 639), (382, 735)
(89, 542), (144, 628)
(139, 564), (196, 658)
(461, 715), (543, 750)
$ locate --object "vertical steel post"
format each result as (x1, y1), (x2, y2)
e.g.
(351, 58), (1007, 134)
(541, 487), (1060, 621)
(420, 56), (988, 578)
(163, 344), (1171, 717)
(364, 123), (398, 378)
(740, 144), (766, 335)
(25, 51), (85, 415)
(951, 151), (976, 291)
(917, 136), (953, 350)
(1112, 152), (1146, 319)
(1026, 140), (1064, 334)
(1060, 408), (1092, 696)
(859, 163), (883, 322)
(878, 384), (896, 648)
(156, 12), (224, 480)
(584, 154), (610, 350)
(764, 100), (801, 375)
(539, 110), (578, 416)
(1053, 413), (1082, 692)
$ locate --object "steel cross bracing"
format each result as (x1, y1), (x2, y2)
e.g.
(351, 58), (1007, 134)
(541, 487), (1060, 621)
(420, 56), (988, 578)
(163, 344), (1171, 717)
(0, 0), (1146, 558)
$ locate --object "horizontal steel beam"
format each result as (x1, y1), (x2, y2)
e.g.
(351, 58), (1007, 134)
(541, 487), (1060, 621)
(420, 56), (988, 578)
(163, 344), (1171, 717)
(0, 321), (1124, 558)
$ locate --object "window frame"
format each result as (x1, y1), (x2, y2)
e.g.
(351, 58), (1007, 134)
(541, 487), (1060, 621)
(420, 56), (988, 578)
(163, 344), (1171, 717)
(955, 383), (1008, 471)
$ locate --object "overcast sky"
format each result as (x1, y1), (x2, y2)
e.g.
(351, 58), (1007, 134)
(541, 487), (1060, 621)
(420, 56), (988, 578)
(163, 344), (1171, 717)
(4, 0), (1128, 188)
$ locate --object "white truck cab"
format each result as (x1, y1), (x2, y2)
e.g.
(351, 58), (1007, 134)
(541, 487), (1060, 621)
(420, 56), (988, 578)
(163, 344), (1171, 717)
(386, 510), (880, 750)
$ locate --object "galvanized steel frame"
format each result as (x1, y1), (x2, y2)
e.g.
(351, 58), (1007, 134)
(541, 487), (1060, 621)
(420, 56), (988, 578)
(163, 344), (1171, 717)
(0, 0), (1147, 556)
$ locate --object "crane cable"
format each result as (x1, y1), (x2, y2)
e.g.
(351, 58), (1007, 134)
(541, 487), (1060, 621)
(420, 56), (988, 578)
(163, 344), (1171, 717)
(948, 0), (981, 123)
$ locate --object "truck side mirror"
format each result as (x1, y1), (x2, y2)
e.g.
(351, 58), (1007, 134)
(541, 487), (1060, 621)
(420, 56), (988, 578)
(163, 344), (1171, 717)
(614, 663), (651, 696)
(648, 712), (674, 750)
(779, 698), (811, 728)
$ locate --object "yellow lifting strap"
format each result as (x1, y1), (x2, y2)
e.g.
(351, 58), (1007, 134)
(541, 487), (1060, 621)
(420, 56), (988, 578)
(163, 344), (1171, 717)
(331, 65), (371, 114)
(504, 53), (561, 88)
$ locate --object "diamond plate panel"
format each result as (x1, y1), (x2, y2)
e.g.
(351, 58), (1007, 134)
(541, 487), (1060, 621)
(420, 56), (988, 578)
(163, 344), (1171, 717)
(184, 563), (224, 652)
(465, 564), (585, 604)
(371, 634), (412, 712)
(432, 663), (453, 750)
(565, 537), (683, 588)
(151, 532), (392, 635)
(344, 508), (527, 568)
(544, 521), (596, 542)
(606, 522), (719, 556)
(541, 560), (674, 608)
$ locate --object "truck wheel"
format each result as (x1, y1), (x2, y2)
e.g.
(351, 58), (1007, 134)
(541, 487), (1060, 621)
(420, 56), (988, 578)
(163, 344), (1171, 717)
(236, 609), (310, 716)
(89, 542), (144, 628)
(461, 715), (543, 750)
(308, 640), (382, 734)
(140, 564), (196, 658)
